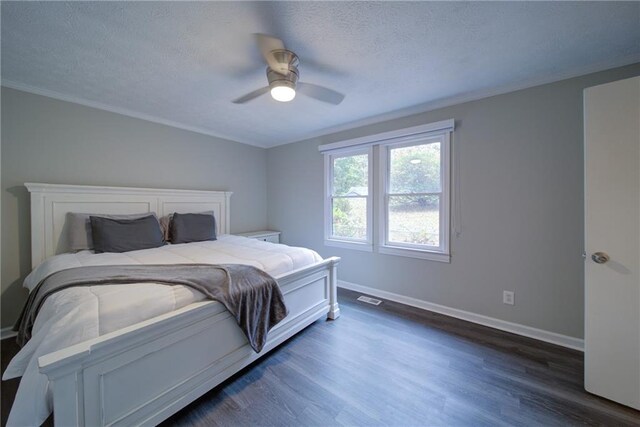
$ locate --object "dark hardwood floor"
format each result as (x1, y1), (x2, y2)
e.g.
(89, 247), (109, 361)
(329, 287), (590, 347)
(0, 339), (20, 427)
(3, 288), (639, 426)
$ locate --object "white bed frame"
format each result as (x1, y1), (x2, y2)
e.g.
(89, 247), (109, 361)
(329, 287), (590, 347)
(25, 183), (340, 426)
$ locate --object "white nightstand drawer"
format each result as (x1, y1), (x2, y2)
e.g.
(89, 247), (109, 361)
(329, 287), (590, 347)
(263, 234), (280, 243)
(236, 230), (281, 244)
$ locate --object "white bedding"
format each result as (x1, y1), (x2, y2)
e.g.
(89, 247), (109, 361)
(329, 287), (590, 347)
(4, 235), (322, 427)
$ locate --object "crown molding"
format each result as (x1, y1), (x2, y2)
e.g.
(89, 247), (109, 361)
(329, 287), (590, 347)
(288, 53), (640, 147)
(0, 80), (267, 149)
(3, 53), (639, 149)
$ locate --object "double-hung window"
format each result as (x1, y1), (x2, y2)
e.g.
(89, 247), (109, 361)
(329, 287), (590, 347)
(321, 119), (453, 261)
(379, 132), (450, 261)
(324, 148), (373, 250)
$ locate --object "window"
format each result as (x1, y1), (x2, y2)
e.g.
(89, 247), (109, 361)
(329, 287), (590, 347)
(324, 148), (373, 250)
(321, 119), (453, 261)
(379, 133), (450, 261)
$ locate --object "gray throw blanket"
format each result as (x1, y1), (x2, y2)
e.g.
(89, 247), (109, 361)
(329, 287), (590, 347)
(15, 264), (288, 353)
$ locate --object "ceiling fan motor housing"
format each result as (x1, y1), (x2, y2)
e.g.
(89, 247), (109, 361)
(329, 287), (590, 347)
(232, 36), (344, 105)
(266, 49), (299, 90)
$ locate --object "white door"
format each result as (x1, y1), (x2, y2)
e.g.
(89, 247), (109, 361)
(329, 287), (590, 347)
(584, 76), (640, 410)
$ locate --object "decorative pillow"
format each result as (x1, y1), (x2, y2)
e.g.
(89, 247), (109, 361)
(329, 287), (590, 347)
(169, 212), (217, 244)
(68, 212), (159, 251)
(90, 215), (166, 253)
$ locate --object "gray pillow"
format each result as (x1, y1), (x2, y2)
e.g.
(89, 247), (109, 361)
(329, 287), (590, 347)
(169, 212), (217, 244)
(90, 215), (166, 253)
(68, 212), (158, 251)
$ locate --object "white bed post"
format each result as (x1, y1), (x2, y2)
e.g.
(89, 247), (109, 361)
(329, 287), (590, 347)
(327, 257), (341, 319)
(27, 185), (47, 269)
(45, 368), (85, 426)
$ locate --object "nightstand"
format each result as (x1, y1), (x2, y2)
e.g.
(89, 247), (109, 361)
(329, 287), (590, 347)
(236, 230), (281, 243)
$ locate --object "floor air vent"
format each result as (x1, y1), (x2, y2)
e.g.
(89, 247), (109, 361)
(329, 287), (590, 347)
(357, 296), (382, 306)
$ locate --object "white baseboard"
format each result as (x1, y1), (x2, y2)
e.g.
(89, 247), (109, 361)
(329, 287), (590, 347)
(338, 280), (584, 352)
(1, 326), (17, 341)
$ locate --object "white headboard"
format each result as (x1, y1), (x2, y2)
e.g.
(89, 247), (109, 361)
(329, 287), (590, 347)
(26, 183), (233, 268)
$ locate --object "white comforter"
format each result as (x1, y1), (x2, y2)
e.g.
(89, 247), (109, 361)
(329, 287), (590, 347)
(4, 235), (322, 427)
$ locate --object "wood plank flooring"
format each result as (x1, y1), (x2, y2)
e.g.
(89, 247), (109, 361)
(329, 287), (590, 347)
(0, 339), (20, 427)
(3, 288), (639, 426)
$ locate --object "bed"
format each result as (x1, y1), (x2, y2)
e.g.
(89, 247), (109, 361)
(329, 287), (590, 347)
(5, 183), (340, 426)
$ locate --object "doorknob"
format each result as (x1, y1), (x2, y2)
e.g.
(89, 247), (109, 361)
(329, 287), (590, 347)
(591, 252), (610, 264)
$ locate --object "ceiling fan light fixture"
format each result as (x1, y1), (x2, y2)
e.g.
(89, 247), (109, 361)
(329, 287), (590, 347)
(267, 63), (298, 103)
(232, 36), (345, 105)
(270, 83), (296, 102)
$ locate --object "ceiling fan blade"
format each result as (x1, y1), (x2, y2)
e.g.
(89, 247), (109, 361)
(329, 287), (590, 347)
(297, 82), (345, 105)
(232, 86), (270, 104)
(254, 33), (288, 74)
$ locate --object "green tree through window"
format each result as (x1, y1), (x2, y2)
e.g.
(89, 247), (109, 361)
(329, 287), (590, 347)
(331, 153), (368, 240)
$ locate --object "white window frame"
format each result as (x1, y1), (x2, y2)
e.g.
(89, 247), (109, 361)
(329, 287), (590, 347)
(323, 147), (373, 251)
(320, 119), (454, 262)
(378, 132), (451, 262)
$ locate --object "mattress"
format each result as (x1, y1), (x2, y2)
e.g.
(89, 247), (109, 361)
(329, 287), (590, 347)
(3, 235), (322, 427)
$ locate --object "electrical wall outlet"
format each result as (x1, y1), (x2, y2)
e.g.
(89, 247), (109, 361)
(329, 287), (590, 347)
(503, 290), (515, 305)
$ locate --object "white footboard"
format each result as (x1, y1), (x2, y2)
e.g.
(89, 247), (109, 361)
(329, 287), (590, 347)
(38, 257), (340, 427)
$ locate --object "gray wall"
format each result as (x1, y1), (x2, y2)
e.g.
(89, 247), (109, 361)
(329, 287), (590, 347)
(1, 87), (268, 327)
(3, 63), (639, 335)
(267, 63), (640, 339)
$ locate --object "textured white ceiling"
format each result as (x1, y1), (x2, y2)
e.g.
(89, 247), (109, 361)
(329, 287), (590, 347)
(2, 1), (639, 148)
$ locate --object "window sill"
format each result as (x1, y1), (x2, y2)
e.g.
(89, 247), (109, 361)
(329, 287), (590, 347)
(378, 245), (450, 263)
(324, 239), (373, 252)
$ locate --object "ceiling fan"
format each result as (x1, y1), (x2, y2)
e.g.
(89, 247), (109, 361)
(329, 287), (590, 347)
(232, 34), (345, 105)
